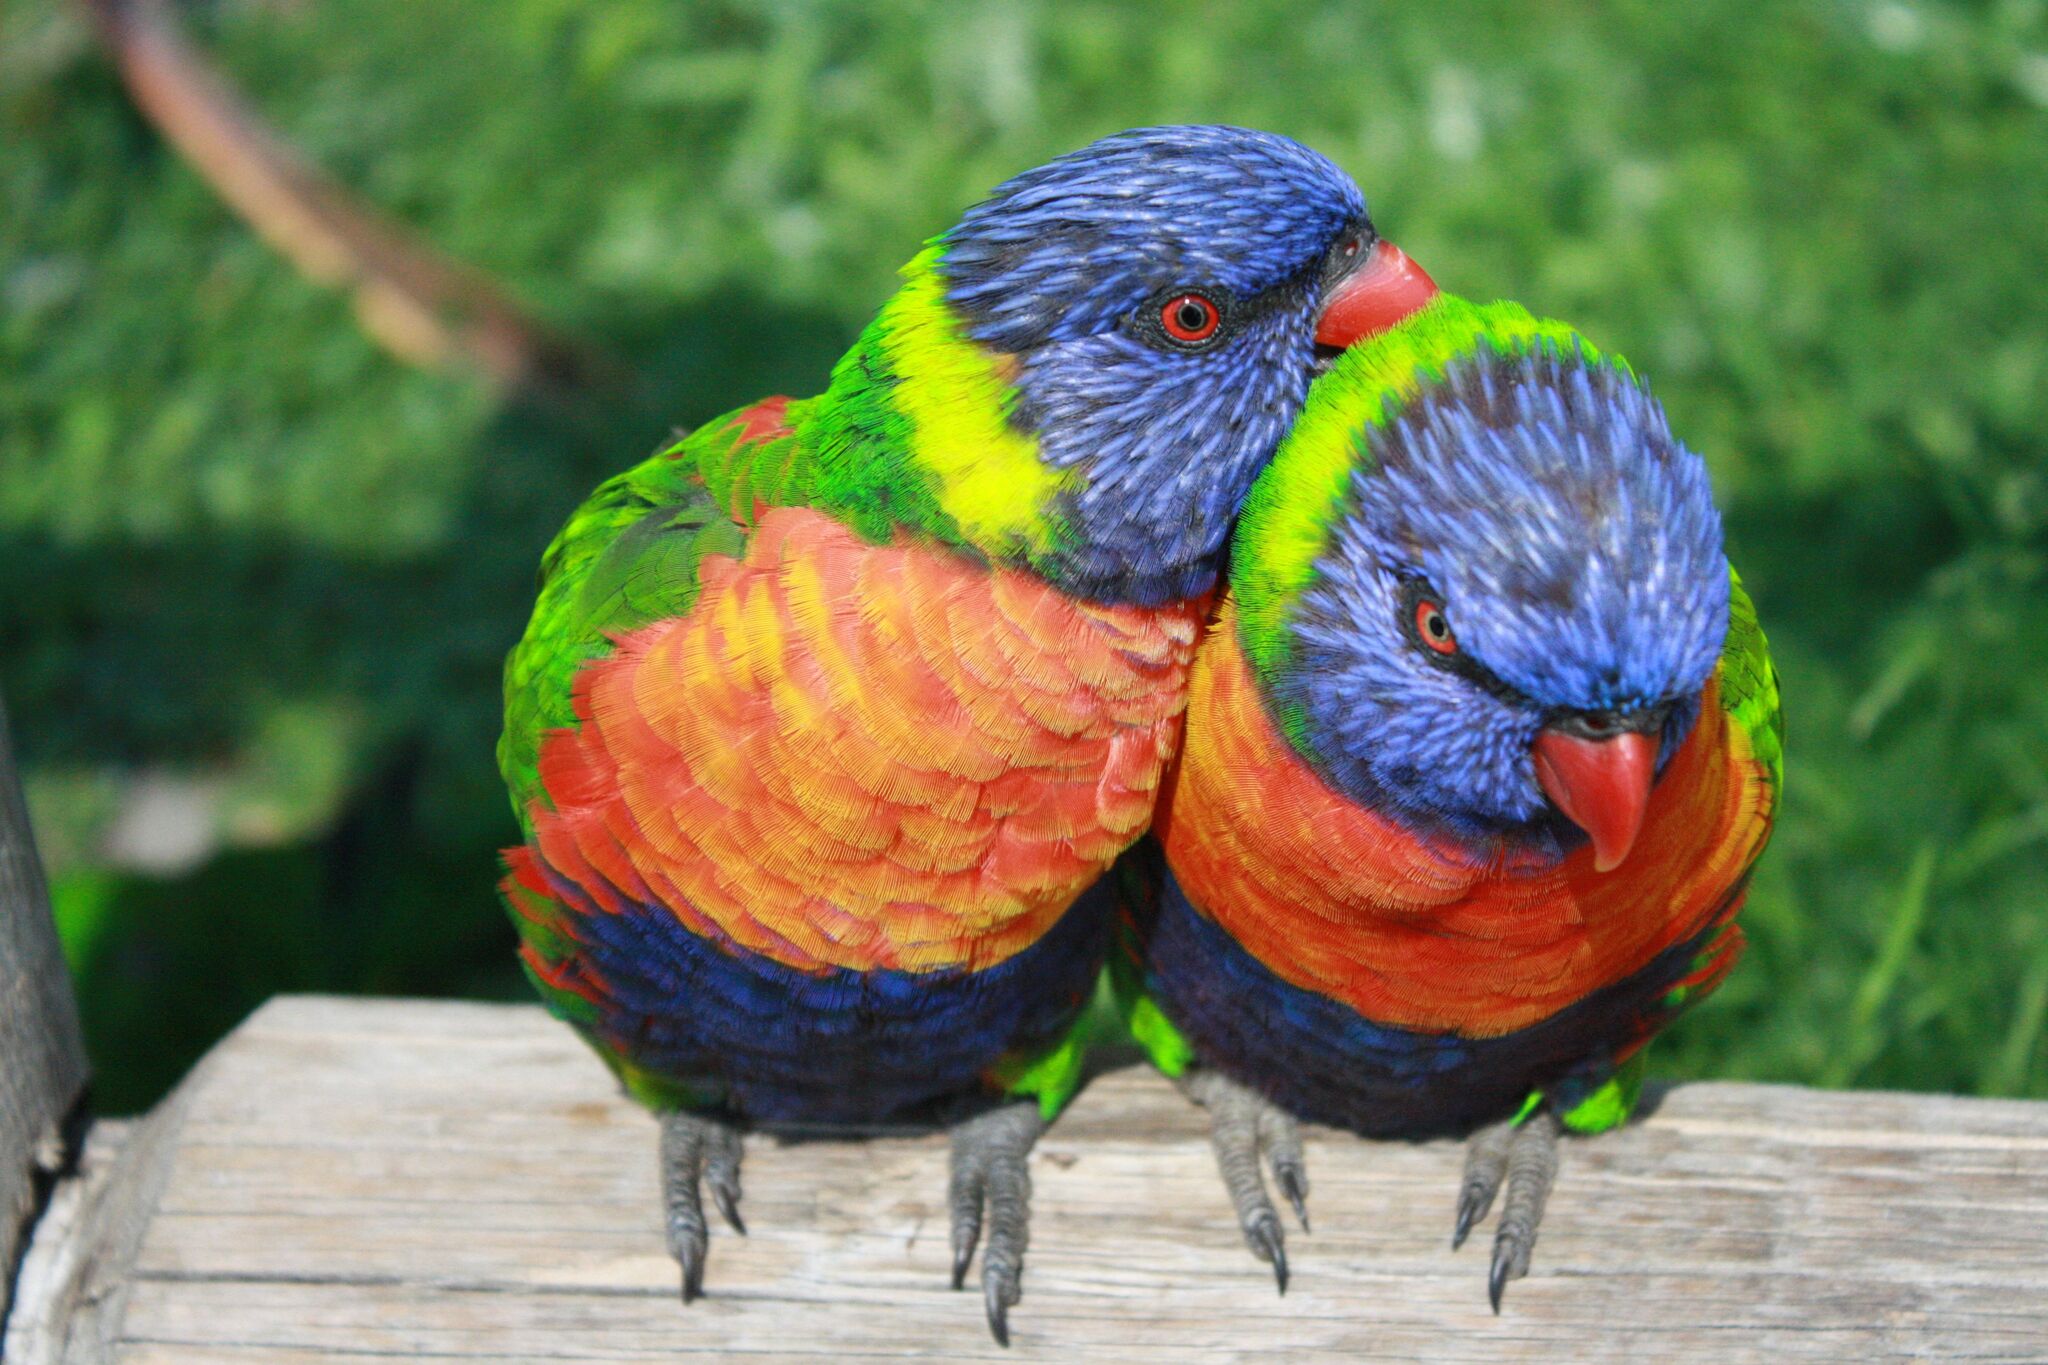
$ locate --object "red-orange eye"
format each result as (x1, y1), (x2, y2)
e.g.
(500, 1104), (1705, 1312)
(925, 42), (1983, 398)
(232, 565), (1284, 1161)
(1415, 599), (1458, 655)
(1160, 293), (1221, 344)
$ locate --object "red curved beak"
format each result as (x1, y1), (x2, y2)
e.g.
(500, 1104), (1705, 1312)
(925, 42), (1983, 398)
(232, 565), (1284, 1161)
(1532, 729), (1656, 873)
(1315, 240), (1439, 348)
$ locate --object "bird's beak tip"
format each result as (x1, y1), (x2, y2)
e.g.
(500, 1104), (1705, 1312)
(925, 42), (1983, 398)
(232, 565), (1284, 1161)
(1314, 240), (1440, 350)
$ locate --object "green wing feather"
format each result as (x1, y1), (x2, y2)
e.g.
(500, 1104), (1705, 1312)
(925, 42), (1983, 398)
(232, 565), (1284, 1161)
(1719, 564), (1785, 792)
(496, 401), (812, 825)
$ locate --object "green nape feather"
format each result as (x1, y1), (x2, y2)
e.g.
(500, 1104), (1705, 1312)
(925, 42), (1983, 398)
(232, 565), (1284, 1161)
(1232, 295), (1628, 688)
(1723, 565), (1786, 793)
(801, 245), (1076, 564)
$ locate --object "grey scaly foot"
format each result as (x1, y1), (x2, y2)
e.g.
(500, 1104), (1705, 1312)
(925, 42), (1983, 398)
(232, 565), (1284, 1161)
(660, 1111), (746, 1304)
(1180, 1068), (1309, 1295)
(948, 1102), (1046, 1347)
(1451, 1118), (1515, 1250)
(1450, 1109), (1560, 1312)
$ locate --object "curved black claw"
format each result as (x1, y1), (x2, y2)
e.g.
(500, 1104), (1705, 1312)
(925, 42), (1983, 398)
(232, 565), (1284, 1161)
(1488, 1237), (1515, 1315)
(1181, 1069), (1310, 1293)
(948, 1103), (1045, 1346)
(704, 1126), (747, 1236)
(950, 1232), (977, 1292)
(1275, 1162), (1311, 1234)
(1257, 1100), (1311, 1234)
(1452, 1185), (1487, 1253)
(660, 1111), (744, 1304)
(985, 1274), (1014, 1347)
(710, 1184), (747, 1237)
(1247, 1214), (1290, 1295)
(677, 1244), (705, 1305)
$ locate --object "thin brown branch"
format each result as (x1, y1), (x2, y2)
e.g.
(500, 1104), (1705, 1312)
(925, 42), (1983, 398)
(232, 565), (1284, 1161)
(77, 0), (619, 399)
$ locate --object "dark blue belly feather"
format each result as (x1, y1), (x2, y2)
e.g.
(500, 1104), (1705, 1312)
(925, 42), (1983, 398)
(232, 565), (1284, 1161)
(542, 857), (1111, 1125)
(1139, 869), (1721, 1137)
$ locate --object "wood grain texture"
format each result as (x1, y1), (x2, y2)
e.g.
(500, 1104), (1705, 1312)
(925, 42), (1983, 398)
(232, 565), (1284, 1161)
(0, 695), (90, 1332)
(14, 995), (2048, 1363)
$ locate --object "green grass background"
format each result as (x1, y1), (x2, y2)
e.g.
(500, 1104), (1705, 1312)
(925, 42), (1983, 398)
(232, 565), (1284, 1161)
(4, 0), (2046, 1113)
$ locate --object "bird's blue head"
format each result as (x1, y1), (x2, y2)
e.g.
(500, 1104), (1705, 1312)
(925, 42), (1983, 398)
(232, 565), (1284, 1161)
(807, 125), (1435, 606)
(1234, 298), (1730, 868)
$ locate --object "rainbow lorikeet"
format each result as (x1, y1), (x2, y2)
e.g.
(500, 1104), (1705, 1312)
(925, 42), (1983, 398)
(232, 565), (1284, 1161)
(496, 125), (1436, 1341)
(1116, 296), (1782, 1308)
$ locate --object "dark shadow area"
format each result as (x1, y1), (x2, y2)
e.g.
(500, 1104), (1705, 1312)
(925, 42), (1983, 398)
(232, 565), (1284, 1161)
(1627, 1078), (1673, 1125)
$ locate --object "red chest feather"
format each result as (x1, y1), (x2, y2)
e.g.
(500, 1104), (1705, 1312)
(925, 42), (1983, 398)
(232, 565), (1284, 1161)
(528, 507), (1202, 976)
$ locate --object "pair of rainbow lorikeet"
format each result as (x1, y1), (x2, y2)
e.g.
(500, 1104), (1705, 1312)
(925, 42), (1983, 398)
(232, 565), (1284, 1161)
(497, 125), (1781, 1343)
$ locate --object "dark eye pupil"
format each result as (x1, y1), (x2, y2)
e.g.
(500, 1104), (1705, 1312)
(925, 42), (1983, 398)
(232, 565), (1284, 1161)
(1178, 301), (1207, 330)
(1426, 612), (1446, 638)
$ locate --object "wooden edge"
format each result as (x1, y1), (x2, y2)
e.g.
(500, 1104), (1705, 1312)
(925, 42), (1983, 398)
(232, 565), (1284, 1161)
(11, 995), (2048, 1361)
(0, 695), (91, 1334)
(2, 1069), (202, 1365)
(2, 1122), (128, 1365)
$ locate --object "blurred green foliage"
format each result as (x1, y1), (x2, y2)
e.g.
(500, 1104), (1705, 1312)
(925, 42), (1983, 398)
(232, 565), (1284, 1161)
(3, 0), (2046, 1113)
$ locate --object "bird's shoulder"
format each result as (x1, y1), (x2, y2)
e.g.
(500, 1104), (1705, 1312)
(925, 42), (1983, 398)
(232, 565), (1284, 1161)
(498, 396), (818, 815)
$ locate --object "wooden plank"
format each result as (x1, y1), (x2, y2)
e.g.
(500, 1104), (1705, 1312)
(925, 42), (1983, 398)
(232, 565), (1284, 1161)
(16, 995), (2048, 1362)
(0, 694), (91, 1332)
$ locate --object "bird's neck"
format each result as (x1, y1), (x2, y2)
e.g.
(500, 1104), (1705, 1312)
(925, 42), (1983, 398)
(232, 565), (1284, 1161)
(796, 248), (1073, 571)
(794, 250), (1234, 608)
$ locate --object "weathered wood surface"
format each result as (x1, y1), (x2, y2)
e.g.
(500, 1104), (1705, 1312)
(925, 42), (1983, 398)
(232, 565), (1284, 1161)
(0, 695), (90, 1331)
(4, 1121), (135, 1364)
(12, 996), (2048, 1363)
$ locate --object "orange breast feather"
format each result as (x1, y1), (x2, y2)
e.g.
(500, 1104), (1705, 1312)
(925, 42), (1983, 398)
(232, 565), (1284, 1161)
(528, 507), (1201, 976)
(1157, 599), (1776, 1038)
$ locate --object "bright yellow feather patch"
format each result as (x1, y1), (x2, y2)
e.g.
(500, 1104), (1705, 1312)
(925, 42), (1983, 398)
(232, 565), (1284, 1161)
(878, 248), (1074, 559)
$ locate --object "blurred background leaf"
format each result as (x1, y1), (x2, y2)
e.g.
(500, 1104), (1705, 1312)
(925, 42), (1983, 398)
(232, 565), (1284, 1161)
(3, 0), (2045, 1113)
